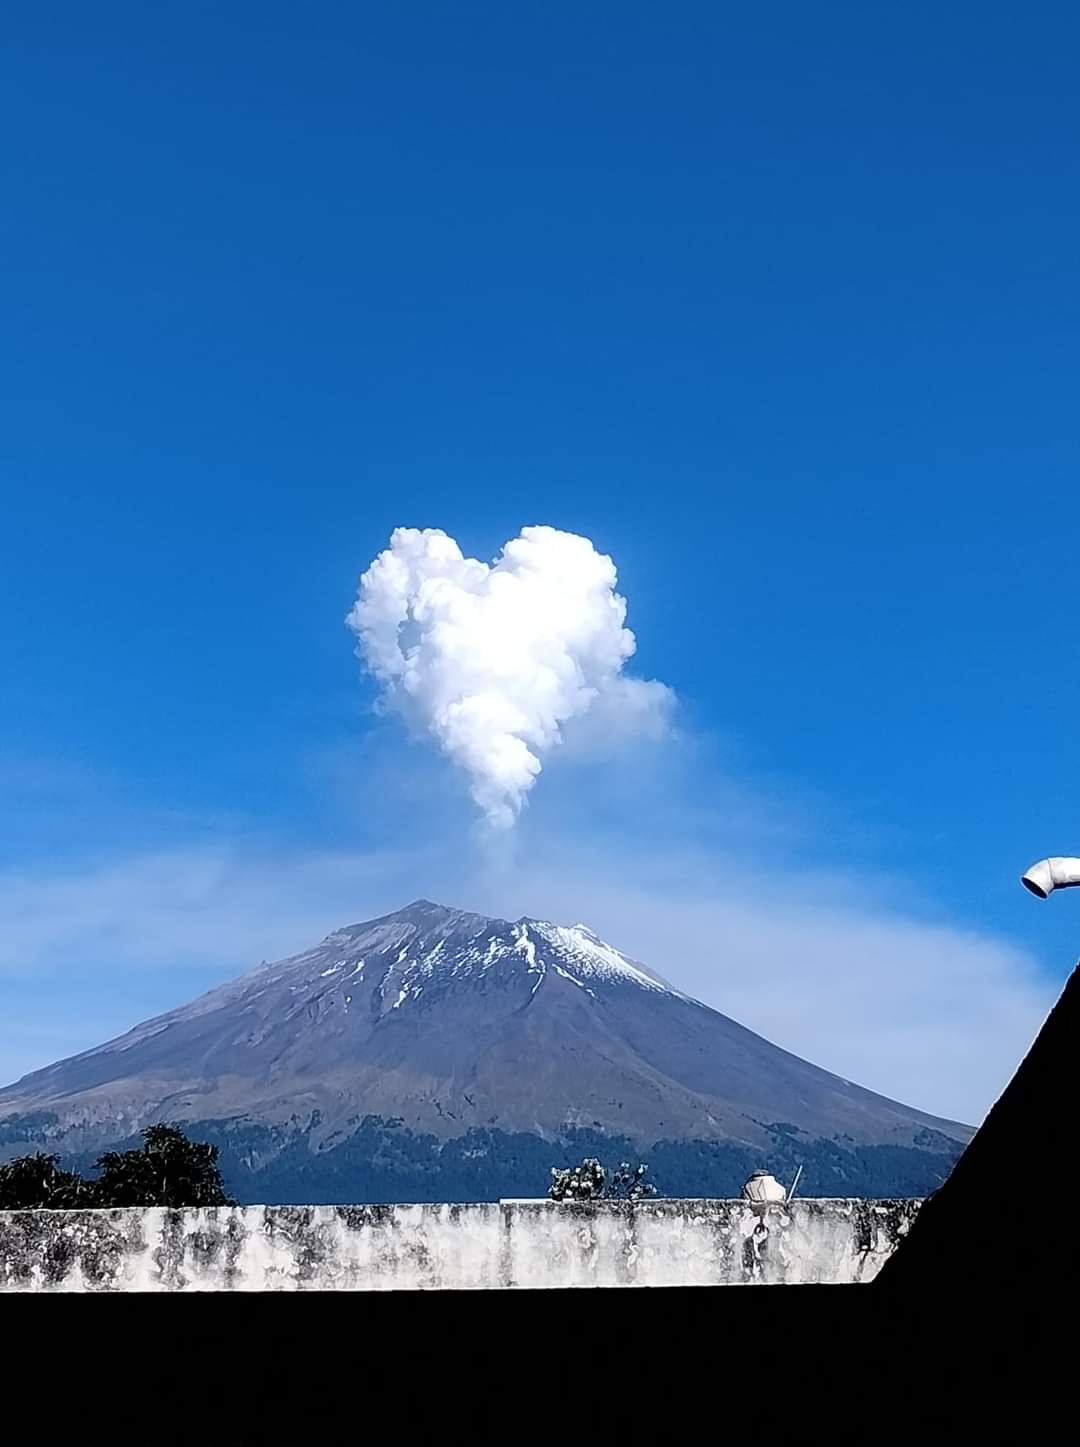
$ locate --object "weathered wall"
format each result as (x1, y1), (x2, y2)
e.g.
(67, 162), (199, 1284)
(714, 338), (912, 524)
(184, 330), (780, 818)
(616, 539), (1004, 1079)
(0, 1198), (920, 1292)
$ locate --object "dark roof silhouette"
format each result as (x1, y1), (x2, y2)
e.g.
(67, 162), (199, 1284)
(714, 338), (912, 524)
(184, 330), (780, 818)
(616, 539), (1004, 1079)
(879, 962), (1079, 1302)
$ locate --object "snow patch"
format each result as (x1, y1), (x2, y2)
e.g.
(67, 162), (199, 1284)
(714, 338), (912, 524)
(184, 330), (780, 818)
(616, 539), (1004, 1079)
(551, 962), (595, 998)
(512, 924), (537, 967)
(530, 923), (672, 995)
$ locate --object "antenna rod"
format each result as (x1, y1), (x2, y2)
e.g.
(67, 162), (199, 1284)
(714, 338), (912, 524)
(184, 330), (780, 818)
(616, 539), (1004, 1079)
(787, 1164), (803, 1203)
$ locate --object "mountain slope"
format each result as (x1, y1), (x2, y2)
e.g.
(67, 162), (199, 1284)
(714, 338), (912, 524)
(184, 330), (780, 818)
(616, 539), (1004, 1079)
(0, 900), (970, 1191)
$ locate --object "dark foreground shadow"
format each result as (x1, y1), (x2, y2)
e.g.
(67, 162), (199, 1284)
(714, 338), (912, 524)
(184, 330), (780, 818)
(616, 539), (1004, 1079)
(4, 1281), (1065, 1442)
(6, 970), (1076, 1441)
(878, 964), (1080, 1307)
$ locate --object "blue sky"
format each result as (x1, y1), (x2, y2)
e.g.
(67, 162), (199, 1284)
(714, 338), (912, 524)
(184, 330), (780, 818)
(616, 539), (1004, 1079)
(2, 2), (1077, 1120)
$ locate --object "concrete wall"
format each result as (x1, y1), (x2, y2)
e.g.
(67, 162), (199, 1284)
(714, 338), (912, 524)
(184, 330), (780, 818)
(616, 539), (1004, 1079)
(0, 1198), (921, 1292)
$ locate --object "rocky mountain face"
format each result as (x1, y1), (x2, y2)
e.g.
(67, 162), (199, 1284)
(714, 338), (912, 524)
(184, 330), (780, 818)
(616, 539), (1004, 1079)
(0, 900), (971, 1200)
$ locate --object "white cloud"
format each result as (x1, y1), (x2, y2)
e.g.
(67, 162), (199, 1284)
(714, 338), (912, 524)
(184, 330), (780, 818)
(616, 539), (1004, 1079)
(347, 526), (673, 826)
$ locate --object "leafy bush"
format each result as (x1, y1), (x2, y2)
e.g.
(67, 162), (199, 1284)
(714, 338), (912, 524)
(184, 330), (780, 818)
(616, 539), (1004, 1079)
(607, 1161), (657, 1201)
(549, 1156), (657, 1202)
(550, 1156), (607, 1201)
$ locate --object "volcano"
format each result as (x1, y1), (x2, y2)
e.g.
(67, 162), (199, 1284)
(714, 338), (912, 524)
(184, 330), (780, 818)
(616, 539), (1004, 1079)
(0, 900), (971, 1200)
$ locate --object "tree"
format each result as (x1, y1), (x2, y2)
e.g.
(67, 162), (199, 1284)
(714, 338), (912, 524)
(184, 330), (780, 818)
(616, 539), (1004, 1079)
(0, 1126), (233, 1209)
(91, 1124), (234, 1207)
(0, 1152), (88, 1209)
(548, 1157), (658, 1202)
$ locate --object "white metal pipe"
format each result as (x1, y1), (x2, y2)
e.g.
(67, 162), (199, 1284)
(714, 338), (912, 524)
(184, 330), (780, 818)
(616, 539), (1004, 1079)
(1021, 857), (1080, 899)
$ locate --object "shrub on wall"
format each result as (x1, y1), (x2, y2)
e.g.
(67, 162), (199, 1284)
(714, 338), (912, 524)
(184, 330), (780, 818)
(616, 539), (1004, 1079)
(548, 1157), (657, 1202)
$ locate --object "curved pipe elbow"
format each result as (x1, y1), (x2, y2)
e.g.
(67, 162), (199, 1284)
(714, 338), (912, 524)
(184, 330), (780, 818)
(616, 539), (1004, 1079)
(1021, 857), (1080, 899)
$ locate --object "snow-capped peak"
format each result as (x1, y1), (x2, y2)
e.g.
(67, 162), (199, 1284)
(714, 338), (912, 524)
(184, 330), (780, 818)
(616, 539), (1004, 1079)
(275, 902), (682, 1016)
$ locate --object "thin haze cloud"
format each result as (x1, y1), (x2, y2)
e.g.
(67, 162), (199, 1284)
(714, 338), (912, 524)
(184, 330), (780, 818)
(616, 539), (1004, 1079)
(346, 526), (673, 826)
(0, 838), (1053, 1123)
